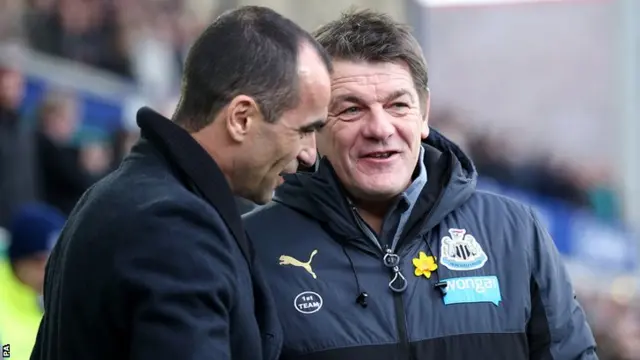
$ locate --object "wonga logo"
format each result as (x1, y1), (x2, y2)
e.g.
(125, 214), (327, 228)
(442, 276), (502, 307)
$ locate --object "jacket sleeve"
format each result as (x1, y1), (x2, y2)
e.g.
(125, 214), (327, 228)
(113, 203), (238, 360)
(526, 207), (598, 360)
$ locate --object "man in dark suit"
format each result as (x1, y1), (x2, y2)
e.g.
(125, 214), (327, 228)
(30, 6), (332, 360)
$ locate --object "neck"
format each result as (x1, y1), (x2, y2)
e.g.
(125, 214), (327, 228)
(190, 125), (236, 193)
(352, 197), (396, 234)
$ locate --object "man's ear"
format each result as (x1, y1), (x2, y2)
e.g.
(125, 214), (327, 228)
(226, 95), (260, 143)
(421, 89), (431, 139)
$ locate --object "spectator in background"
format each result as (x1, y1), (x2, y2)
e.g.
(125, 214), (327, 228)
(118, 0), (182, 101)
(20, 0), (217, 103)
(26, 0), (131, 78)
(23, 0), (58, 55)
(109, 127), (138, 166)
(431, 108), (596, 211)
(0, 66), (38, 228)
(572, 164), (621, 223)
(0, 0), (25, 40)
(35, 90), (110, 215)
(109, 94), (147, 166)
(587, 297), (640, 360)
(0, 203), (64, 360)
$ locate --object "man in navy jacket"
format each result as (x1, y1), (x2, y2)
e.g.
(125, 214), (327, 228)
(30, 6), (332, 360)
(244, 9), (597, 360)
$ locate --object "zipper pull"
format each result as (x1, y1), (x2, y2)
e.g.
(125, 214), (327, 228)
(383, 249), (408, 293)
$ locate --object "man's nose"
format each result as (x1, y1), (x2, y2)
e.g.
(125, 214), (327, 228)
(297, 134), (318, 169)
(362, 107), (394, 141)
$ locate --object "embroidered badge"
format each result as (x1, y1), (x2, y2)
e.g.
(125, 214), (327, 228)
(440, 228), (488, 271)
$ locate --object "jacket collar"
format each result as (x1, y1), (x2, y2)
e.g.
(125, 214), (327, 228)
(136, 107), (252, 266)
(275, 141), (455, 254)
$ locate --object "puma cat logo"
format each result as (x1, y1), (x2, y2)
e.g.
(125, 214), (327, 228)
(279, 250), (318, 279)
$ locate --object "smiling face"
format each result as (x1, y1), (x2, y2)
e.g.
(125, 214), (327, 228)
(230, 43), (331, 205)
(317, 60), (430, 202)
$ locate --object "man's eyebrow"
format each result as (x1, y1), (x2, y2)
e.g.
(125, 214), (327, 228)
(331, 90), (414, 107)
(299, 119), (327, 132)
(384, 89), (414, 103)
(330, 95), (364, 106)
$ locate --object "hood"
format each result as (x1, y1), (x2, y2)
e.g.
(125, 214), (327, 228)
(274, 128), (477, 253)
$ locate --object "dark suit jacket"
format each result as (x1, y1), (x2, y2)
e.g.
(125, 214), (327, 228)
(30, 107), (282, 360)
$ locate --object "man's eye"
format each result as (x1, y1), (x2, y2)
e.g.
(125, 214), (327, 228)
(391, 102), (409, 108)
(299, 124), (323, 138)
(339, 106), (361, 116)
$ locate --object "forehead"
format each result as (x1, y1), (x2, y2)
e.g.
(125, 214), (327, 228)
(330, 60), (415, 102)
(297, 64), (331, 109)
(288, 45), (331, 121)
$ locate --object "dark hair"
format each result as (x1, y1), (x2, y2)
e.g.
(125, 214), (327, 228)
(313, 9), (428, 99)
(173, 6), (331, 132)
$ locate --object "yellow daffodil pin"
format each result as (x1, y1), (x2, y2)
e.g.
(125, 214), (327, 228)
(413, 251), (438, 279)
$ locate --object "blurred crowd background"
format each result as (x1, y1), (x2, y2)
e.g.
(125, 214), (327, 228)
(0, 0), (638, 359)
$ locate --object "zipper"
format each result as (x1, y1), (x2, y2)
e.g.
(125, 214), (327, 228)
(350, 205), (411, 359)
(346, 159), (451, 359)
(348, 205), (408, 293)
(384, 186), (448, 360)
(385, 247), (411, 359)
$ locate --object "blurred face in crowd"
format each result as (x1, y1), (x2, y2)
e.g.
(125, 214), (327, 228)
(12, 253), (49, 294)
(0, 68), (24, 110)
(318, 60), (430, 202)
(58, 0), (95, 33)
(205, 43), (331, 205)
(41, 95), (79, 143)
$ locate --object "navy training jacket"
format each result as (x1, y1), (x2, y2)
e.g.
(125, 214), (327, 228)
(243, 130), (597, 360)
(31, 108), (282, 360)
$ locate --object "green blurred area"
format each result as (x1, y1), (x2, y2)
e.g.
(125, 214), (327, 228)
(0, 227), (8, 260)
